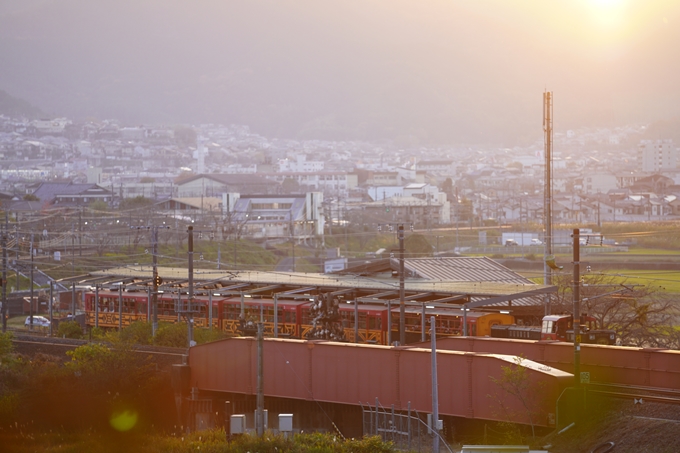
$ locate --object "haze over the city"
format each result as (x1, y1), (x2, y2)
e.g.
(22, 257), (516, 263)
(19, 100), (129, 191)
(1, 0), (679, 144)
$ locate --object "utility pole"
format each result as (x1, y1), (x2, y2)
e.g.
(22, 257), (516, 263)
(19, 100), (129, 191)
(430, 316), (440, 453)
(49, 280), (53, 337)
(152, 227), (159, 337)
(118, 283), (123, 332)
(1, 211), (7, 333)
(29, 233), (34, 330)
(543, 90), (554, 316)
(233, 238), (237, 270)
(256, 322), (265, 436)
(94, 284), (99, 329)
(572, 228), (581, 387)
(398, 224), (405, 346)
(15, 225), (18, 290)
(291, 228), (296, 272)
(187, 225), (194, 347)
(71, 229), (76, 316)
(78, 207), (82, 256)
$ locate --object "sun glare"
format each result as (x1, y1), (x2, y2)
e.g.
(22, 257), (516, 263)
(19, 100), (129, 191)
(592, 0), (623, 8)
(586, 0), (629, 33)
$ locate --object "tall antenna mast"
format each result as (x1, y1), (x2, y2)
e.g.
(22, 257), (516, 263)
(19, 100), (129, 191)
(543, 91), (553, 316)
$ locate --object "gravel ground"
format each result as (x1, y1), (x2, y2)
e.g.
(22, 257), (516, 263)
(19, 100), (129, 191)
(544, 400), (680, 453)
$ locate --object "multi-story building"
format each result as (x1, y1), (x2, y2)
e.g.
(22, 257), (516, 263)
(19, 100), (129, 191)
(638, 139), (678, 173)
(260, 171), (357, 197)
(278, 154), (324, 173)
(223, 192), (324, 241)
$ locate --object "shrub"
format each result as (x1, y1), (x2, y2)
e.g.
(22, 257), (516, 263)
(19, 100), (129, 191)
(0, 331), (14, 357)
(57, 320), (83, 339)
(120, 321), (153, 345)
(143, 431), (396, 453)
(22, 342), (176, 431)
(65, 343), (114, 374)
(89, 326), (106, 340)
(193, 327), (229, 345)
(0, 393), (20, 424)
(154, 322), (188, 348)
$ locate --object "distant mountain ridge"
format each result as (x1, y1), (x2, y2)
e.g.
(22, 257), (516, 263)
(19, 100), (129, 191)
(1, 1), (680, 144)
(0, 89), (44, 119)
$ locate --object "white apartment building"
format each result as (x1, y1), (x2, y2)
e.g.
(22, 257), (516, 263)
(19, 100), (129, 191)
(638, 139), (678, 172)
(278, 154), (325, 173)
(261, 172), (357, 197)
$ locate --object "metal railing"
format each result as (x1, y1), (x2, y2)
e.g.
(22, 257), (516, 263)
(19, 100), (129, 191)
(361, 398), (453, 453)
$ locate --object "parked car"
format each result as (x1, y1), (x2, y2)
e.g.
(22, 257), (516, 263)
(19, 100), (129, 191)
(24, 315), (50, 328)
(504, 239), (518, 247)
(531, 238), (543, 245)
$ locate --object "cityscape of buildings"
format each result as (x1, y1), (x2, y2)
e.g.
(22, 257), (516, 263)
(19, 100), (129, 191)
(2, 113), (680, 248)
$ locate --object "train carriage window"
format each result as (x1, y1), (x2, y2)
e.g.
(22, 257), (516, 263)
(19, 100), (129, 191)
(124, 298), (132, 313)
(542, 320), (554, 334)
(301, 307), (313, 324)
(263, 307), (274, 323)
(223, 304), (240, 319)
(284, 310), (296, 324)
(358, 312), (367, 329)
(340, 311), (353, 328)
(405, 314), (420, 331)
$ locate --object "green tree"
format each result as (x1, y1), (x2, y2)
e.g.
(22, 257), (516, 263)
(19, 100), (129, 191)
(119, 195), (154, 210)
(57, 320), (83, 339)
(404, 233), (433, 257)
(193, 327), (229, 345)
(174, 125), (197, 148)
(0, 331), (13, 357)
(441, 177), (454, 200)
(154, 322), (188, 348)
(489, 355), (542, 442)
(281, 177), (301, 193)
(88, 199), (108, 212)
(119, 321), (152, 345)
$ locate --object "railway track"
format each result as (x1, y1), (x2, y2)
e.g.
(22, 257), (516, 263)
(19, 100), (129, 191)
(587, 382), (680, 405)
(10, 333), (187, 359)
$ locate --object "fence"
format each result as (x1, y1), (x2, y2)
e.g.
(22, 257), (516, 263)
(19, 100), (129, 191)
(361, 399), (453, 453)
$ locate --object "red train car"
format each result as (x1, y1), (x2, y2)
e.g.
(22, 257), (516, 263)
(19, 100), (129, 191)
(83, 289), (517, 345)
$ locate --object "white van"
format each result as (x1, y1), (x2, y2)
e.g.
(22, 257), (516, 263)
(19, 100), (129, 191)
(24, 316), (51, 328)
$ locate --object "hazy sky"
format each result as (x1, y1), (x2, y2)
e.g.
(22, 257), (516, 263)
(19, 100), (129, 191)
(1, 0), (679, 144)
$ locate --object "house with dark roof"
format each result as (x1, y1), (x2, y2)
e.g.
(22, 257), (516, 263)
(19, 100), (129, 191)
(26, 182), (114, 208)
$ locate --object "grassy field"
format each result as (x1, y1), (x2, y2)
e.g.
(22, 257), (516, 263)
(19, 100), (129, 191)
(593, 269), (680, 294)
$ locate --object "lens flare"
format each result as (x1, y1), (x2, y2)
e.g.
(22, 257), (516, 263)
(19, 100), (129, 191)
(110, 410), (138, 432)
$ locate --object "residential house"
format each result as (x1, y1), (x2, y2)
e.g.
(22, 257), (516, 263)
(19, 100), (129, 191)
(225, 193), (324, 242)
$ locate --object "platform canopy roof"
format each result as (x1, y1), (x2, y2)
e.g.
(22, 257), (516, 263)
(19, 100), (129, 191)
(81, 264), (556, 312)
